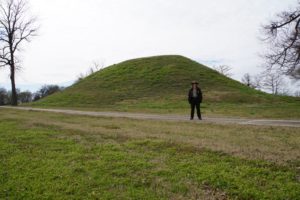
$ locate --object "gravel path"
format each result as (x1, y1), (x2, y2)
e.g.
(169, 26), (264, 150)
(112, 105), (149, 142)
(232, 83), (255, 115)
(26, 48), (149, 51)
(1, 106), (300, 128)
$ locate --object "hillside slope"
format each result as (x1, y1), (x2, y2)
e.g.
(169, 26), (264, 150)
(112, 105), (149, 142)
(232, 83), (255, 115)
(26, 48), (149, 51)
(31, 55), (300, 118)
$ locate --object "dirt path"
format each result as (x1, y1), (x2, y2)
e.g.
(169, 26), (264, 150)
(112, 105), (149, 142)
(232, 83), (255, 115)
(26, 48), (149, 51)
(1, 106), (300, 128)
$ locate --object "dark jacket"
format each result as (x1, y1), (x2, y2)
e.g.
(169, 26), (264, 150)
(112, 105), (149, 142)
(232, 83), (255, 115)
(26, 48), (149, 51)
(188, 87), (203, 104)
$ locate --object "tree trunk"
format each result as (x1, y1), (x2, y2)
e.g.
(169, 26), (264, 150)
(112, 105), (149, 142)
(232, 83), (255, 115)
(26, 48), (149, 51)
(8, 34), (18, 106)
(10, 65), (18, 106)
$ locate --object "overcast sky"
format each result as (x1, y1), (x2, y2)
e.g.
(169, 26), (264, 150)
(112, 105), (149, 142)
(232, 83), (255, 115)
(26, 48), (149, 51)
(0, 0), (298, 91)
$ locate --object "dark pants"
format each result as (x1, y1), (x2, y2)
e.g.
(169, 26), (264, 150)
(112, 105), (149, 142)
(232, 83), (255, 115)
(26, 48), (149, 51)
(190, 101), (201, 120)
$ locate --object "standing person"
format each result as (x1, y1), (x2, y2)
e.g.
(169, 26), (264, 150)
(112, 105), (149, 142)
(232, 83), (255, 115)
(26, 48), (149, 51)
(188, 81), (203, 120)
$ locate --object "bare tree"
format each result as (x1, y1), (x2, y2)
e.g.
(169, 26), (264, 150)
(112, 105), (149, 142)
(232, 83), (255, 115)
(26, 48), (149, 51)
(278, 88), (291, 96)
(213, 65), (233, 77)
(90, 60), (105, 73)
(92, 61), (100, 71)
(0, 87), (8, 105)
(262, 72), (285, 95)
(241, 73), (263, 90)
(0, 0), (38, 105)
(253, 75), (263, 90)
(241, 73), (252, 87)
(262, 2), (300, 79)
(76, 60), (105, 83)
(18, 90), (32, 103)
(76, 72), (86, 83)
(38, 85), (61, 98)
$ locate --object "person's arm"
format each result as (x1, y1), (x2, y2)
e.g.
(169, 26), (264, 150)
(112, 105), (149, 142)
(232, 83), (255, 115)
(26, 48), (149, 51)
(188, 90), (192, 104)
(199, 88), (203, 103)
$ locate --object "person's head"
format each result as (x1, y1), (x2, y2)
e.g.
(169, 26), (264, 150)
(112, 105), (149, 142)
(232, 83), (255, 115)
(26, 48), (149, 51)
(191, 81), (199, 89)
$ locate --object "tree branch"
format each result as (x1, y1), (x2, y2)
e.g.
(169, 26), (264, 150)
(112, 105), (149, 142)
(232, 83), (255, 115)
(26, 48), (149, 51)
(272, 13), (300, 30)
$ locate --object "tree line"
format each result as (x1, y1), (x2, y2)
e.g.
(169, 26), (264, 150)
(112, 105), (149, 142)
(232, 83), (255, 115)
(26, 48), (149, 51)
(0, 84), (63, 105)
(240, 72), (294, 96)
(213, 65), (299, 96)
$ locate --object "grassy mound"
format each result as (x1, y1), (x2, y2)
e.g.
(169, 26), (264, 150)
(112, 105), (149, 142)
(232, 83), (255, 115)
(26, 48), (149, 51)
(31, 55), (300, 118)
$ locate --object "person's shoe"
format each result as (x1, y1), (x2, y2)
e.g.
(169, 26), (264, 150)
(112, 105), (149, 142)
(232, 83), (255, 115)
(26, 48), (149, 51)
(198, 117), (202, 120)
(190, 118), (193, 120)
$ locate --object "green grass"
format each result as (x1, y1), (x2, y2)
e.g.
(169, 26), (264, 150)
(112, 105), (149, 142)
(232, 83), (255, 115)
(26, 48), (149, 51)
(1, 109), (300, 199)
(28, 55), (300, 119)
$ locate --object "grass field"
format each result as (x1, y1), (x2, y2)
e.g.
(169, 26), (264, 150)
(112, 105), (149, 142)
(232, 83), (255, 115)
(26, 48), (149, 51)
(1, 109), (300, 199)
(29, 55), (300, 119)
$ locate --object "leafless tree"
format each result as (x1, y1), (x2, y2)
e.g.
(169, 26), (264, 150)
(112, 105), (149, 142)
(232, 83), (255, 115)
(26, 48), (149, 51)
(262, 2), (300, 79)
(0, 0), (38, 105)
(278, 88), (291, 96)
(38, 84), (61, 98)
(262, 72), (286, 95)
(76, 72), (86, 83)
(90, 60), (105, 72)
(241, 73), (252, 87)
(295, 90), (300, 97)
(213, 65), (233, 77)
(0, 87), (8, 105)
(18, 90), (32, 103)
(253, 75), (263, 90)
(76, 60), (105, 83)
(241, 73), (262, 89)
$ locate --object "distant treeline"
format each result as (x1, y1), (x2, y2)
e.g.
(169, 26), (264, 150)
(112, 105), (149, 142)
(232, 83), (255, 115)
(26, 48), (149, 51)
(0, 85), (64, 105)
